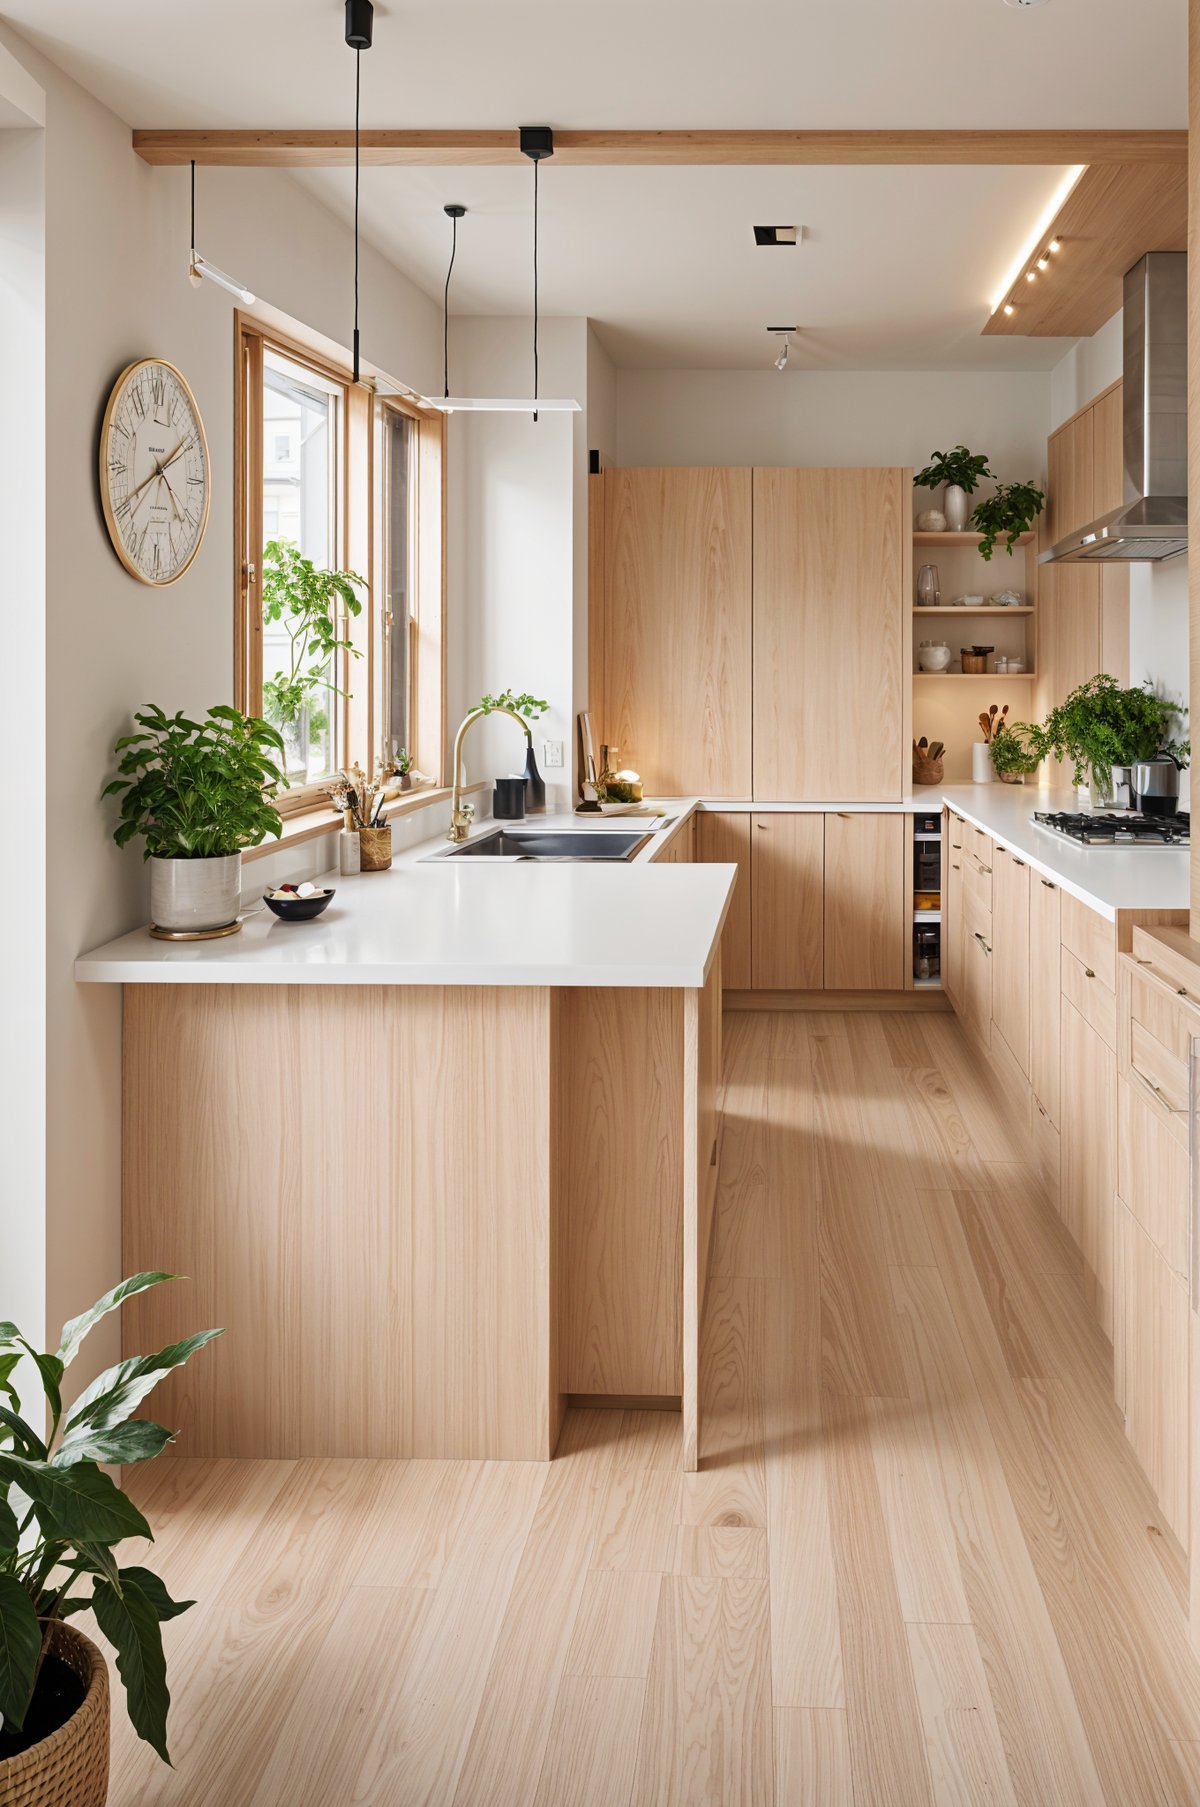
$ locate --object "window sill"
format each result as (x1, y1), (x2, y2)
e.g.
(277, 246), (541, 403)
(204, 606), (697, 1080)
(242, 781), (487, 863)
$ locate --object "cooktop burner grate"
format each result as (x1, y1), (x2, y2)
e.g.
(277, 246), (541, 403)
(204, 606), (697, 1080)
(1033, 811), (1190, 847)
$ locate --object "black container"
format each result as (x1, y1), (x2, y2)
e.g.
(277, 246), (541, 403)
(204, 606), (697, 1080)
(522, 741), (547, 814)
(493, 777), (527, 820)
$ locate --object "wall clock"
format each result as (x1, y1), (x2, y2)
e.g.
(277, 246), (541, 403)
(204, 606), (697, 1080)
(100, 357), (210, 586)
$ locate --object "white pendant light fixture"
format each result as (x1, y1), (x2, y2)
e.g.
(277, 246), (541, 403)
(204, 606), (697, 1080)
(345, 0), (374, 383)
(187, 160), (255, 304)
(427, 126), (581, 417)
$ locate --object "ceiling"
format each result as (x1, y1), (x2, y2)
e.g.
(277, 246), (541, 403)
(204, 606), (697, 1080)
(2, 0), (1187, 370)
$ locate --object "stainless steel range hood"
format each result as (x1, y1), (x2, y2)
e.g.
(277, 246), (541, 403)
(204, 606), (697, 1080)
(1041, 251), (1187, 565)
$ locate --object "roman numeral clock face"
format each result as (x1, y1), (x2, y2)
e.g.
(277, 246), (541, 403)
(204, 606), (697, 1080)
(100, 358), (210, 585)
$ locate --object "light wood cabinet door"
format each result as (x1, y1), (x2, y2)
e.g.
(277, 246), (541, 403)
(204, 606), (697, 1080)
(991, 845), (1031, 1077)
(961, 895), (993, 1048)
(943, 811), (962, 1006)
(1118, 1200), (1190, 1546)
(1029, 874), (1062, 1124)
(1047, 409), (1094, 545)
(696, 812), (752, 989)
(1092, 383), (1125, 518)
(600, 467), (752, 795)
(823, 813), (907, 990)
(1061, 996), (1117, 1338)
(1051, 565), (1102, 700)
(752, 467), (907, 801)
(750, 813), (824, 990)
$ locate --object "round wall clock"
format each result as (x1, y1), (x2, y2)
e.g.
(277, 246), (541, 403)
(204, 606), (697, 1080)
(100, 357), (210, 586)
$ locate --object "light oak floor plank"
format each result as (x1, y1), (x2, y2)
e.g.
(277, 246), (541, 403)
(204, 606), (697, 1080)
(105, 1011), (1200, 1804)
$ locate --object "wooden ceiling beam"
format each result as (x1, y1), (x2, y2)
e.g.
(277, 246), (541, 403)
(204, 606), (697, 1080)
(132, 127), (1188, 169)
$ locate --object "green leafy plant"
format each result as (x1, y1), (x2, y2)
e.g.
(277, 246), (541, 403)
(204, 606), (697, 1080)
(104, 705), (289, 859)
(0, 1274), (221, 1762)
(260, 539), (366, 731)
(972, 480), (1046, 561)
(913, 446), (994, 494)
(988, 719), (1045, 780)
(1041, 674), (1190, 797)
(393, 747), (413, 776)
(475, 689), (548, 735)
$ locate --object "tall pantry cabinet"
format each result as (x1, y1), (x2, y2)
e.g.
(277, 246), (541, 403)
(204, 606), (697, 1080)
(590, 464), (909, 801)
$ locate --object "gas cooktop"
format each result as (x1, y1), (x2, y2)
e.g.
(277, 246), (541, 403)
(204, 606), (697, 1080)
(1033, 810), (1190, 847)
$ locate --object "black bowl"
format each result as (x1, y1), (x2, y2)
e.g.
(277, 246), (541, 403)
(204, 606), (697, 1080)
(263, 888), (335, 922)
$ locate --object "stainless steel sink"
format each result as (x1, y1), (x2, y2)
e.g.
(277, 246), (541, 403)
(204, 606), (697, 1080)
(433, 827), (652, 861)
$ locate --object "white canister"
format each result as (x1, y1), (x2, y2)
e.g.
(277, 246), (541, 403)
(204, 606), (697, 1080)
(339, 830), (362, 875)
(972, 741), (994, 785)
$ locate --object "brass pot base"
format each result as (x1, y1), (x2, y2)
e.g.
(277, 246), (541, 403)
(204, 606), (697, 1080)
(148, 919), (243, 942)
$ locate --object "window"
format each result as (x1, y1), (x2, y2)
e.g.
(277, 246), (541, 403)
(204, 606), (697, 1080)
(235, 316), (445, 813)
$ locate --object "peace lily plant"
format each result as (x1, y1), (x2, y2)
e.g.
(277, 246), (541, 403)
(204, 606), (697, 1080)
(0, 1274), (220, 1770)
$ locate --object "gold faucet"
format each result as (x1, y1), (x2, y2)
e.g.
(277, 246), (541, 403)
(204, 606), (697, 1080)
(447, 705), (533, 842)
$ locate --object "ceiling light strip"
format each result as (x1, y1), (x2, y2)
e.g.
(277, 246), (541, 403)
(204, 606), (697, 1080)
(988, 163), (1084, 315)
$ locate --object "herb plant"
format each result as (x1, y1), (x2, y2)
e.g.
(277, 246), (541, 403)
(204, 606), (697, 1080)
(913, 447), (994, 494)
(972, 480), (1046, 561)
(104, 705), (289, 859)
(475, 690), (548, 734)
(260, 539), (366, 731)
(988, 719), (1045, 780)
(0, 1274), (221, 1762)
(1040, 675), (1190, 797)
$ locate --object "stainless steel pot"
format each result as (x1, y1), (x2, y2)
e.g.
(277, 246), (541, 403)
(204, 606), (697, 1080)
(1130, 756), (1181, 817)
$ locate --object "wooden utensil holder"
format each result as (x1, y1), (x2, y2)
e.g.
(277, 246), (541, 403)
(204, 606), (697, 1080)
(358, 825), (393, 871)
(913, 754), (945, 786)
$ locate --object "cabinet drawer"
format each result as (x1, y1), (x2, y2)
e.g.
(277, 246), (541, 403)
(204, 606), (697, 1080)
(961, 849), (993, 916)
(1118, 1076), (1188, 1278)
(1031, 1094), (1060, 1205)
(1060, 891), (1117, 992)
(1118, 1202), (1190, 1548)
(1130, 967), (1194, 1066)
(969, 825), (993, 866)
(1129, 1019), (1188, 1119)
(1061, 945), (1116, 1051)
(947, 810), (964, 852)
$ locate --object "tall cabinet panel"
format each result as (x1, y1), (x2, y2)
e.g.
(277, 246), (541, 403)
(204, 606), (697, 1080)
(753, 468), (908, 801)
(600, 467), (753, 795)
(823, 814), (907, 990)
(750, 814), (824, 991)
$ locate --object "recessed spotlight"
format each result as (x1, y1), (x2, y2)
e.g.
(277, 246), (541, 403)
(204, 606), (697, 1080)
(1037, 256), (1049, 271)
(1026, 270), (1037, 282)
(1048, 238), (1061, 253)
(754, 225), (801, 247)
(1003, 303), (1015, 316)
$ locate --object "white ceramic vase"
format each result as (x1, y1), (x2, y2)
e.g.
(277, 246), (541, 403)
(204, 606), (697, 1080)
(972, 742), (994, 785)
(944, 484), (970, 533)
(149, 854), (242, 932)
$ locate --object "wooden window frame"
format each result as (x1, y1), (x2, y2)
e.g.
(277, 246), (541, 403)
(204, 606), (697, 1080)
(234, 311), (446, 816)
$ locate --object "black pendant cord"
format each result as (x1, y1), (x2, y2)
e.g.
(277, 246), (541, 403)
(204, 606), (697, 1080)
(532, 154), (540, 423)
(190, 159), (195, 253)
(443, 211), (458, 399)
(352, 45), (361, 383)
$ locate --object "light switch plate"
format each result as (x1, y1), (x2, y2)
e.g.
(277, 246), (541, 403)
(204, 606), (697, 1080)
(543, 740), (564, 768)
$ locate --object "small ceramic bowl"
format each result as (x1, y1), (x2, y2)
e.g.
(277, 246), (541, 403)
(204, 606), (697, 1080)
(263, 887), (335, 922)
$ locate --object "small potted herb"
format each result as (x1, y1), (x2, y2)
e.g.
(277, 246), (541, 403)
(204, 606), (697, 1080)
(0, 1274), (221, 1801)
(914, 446), (994, 532)
(1040, 674), (1190, 804)
(989, 718), (1044, 784)
(104, 705), (288, 935)
(393, 747), (414, 793)
(261, 539), (365, 778)
(972, 480), (1046, 561)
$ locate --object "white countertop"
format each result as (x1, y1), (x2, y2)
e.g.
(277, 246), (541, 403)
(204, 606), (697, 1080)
(938, 783), (1190, 920)
(75, 805), (736, 988)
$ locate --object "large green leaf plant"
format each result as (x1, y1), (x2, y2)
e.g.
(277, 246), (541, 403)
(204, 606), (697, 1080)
(261, 538), (365, 731)
(0, 1275), (221, 1762)
(104, 704), (288, 860)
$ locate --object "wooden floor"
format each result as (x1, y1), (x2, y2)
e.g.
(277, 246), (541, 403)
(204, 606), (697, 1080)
(103, 1009), (1200, 1806)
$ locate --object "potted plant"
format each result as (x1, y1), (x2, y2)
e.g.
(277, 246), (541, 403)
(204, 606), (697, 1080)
(261, 539), (366, 778)
(989, 718), (1045, 784)
(104, 705), (289, 935)
(393, 747), (414, 793)
(972, 480), (1046, 560)
(1040, 674), (1190, 804)
(913, 446), (994, 533)
(476, 689), (550, 813)
(0, 1273), (221, 1802)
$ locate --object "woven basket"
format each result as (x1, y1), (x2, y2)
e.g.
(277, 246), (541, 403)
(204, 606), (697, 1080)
(0, 1622), (109, 1807)
(912, 755), (945, 787)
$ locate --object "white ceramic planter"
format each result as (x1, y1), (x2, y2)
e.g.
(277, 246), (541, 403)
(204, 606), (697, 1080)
(149, 854), (241, 932)
(943, 483), (970, 532)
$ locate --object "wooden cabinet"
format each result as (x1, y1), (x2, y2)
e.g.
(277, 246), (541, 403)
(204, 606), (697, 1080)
(1092, 384), (1126, 518)
(1116, 1199), (1190, 1546)
(654, 815), (695, 864)
(696, 812), (751, 989)
(823, 813), (907, 990)
(750, 813), (824, 990)
(991, 845), (1031, 1076)
(943, 810), (963, 1006)
(1046, 407), (1094, 545)
(596, 467), (753, 795)
(1061, 996), (1117, 1339)
(1029, 874), (1062, 1124)
(752, 467), (907, 801)
(960, 891), (993, 1048)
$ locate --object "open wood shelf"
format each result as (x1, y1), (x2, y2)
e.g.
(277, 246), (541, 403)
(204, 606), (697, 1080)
(912, 605), (1034, 616)
(912, 531), (1035, 547)
(913, 670), (1037, 680)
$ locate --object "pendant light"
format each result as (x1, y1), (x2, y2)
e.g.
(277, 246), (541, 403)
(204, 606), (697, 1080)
(427, 126), (580, 416)
(187, 160), (255, 304)
(345, 0), (374, 383)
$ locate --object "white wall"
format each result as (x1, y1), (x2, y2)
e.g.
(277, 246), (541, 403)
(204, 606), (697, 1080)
(0, 20), (441, 1382)
(1049, 312), (1190, 801)
(615, 367), (1051, 482)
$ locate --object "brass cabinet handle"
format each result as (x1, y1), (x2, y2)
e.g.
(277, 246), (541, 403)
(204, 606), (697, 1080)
(1013, 858), (1026, 868)
(951, 862), (960, 871)
(1132, 1064), (1185, 1115)
(1084, 967), (1096, 980)
(755, 822), (767, 830)
(1041, 878), (1056, 889)
(974, 932), (992, 955)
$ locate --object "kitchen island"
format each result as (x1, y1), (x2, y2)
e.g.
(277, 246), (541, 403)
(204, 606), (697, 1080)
(78, 829), (734, 1470)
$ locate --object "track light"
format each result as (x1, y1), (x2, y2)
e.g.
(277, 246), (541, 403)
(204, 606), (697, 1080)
(775, 342), (789, 371)
(187, 162), (255, 304)
(1003, 303), (1015, 317)
(1048, 238), (1061, 253)
(768, 326), (795, 372)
